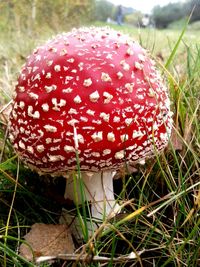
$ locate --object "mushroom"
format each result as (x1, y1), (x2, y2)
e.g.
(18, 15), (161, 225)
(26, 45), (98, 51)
(8, 27), (173, 221)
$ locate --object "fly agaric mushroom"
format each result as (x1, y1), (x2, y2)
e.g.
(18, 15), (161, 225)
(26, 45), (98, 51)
(8, 27), (173, 220)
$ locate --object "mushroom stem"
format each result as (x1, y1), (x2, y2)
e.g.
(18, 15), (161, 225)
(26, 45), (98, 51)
(64, 170), (121, 220)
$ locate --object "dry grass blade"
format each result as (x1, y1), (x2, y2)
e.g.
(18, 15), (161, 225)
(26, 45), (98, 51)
(36, 250), (144, 264)
(181, 189), (200, 226)
(147, 181), (200, 217)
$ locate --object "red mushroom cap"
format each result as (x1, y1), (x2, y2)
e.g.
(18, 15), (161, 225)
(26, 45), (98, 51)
(9, 27), (173, 174)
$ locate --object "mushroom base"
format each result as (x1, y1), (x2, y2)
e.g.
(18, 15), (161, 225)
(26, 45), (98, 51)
(64, 170), (121, 221)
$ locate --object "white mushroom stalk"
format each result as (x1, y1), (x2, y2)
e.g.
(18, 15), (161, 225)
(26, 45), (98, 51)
(65, 125), (120, 220)
(64, 171), (121, 220)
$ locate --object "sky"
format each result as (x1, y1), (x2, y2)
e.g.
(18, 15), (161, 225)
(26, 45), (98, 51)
(108, 0), (185, 14)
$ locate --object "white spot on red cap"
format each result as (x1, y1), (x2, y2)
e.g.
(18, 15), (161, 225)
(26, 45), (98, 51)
(86, 109), (95, 116)
(78, 62), (84, 71)
(28, 92), (39, 100)
(120, 134), (128, 142)
(44, 84), (57, 93)
(9, 134), (14, 143)
(48, 47), (57, 53)
(120, 60), (130, 71)
(63, 87), (73, 93)
(43, 125), (57, 133)
(18, 86), (25, 92)
(35, 54), (41, 61)
(45, 72), (51, 79)
(64, 145), (75, 153)
(67, 119), (79, 126)
(37, 145), (45, 153)
(91, 152), (101, 158)
(101, 72), (112, 82)
(63, 66), (69, 71)
(19, 127), (25, 133)
(65, 76), (74, 83)
(138, 53), (146, 62)
(92, 119), (101, 124)
(103, 149), (111, 156)
(52, 98), (67, 110)
(132, 130), (144, 139)
(117, 71), (123, 79)
(80, 116), (88, 122)
(103, 92), (113, 104)
(160, 132), (168, 141)
(27, 106), (40, 119)
(68, 108), (78, 114)
(107, 132), (115, 142)
(50, 146), (60, 151)
(125, 83), (134, 93)
(71, 69), (77, 73)
(46, 138), (52, 144)
(27, 146), (34, 154)
(60, 49), (68, 56)
(42, 103), (49, 112)
(106, 53), (113, 59)
(91, 131), (103, 142)
(83, 78), (92, 87)
(19, 101), (25, 109)
(67, 58), (75, 63)
(113, 116), (120, 123)
(135, 61), (143, 70)
(54, 65), (61, 72)
(125, 118), (133, 126)
(74, 95), (82, 103)
(48, 155), (65, 162)
(115, 150), (124, 159)
(46, 60), (53, 66)
(89, 91), (100, 102)
(19, 140), (25, 149)
(100, 112), (110, 122)
(77, 134), (84, 144)
(126, 47), (134, 56)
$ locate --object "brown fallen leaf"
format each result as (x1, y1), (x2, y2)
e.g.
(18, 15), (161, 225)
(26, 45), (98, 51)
(169, 126), (183, 151)
(20, 223), (75, 261)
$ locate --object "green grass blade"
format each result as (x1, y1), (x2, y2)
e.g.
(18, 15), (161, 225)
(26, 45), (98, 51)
(165, 11), (193, 69)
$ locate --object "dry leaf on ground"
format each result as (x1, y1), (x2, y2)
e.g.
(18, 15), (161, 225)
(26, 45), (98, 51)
(20, 223), (75, 261)
(169, 126), (183, 151)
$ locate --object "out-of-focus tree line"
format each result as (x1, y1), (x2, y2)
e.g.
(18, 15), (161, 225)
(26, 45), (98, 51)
(0, 0), (199, 33)
(152, 0), (200, 28)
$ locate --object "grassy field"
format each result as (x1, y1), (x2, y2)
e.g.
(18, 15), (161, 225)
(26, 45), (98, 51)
(0, 20), (200, 267)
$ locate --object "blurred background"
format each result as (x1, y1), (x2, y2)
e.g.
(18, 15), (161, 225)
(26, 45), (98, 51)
(0, 0), (199, 35)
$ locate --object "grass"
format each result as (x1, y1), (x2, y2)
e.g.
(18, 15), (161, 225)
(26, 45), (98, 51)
(0, 18), (200, 267)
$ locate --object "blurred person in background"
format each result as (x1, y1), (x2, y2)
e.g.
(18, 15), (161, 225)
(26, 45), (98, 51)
(141, 14), (150, 28)
(116, 5), (123, 25)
